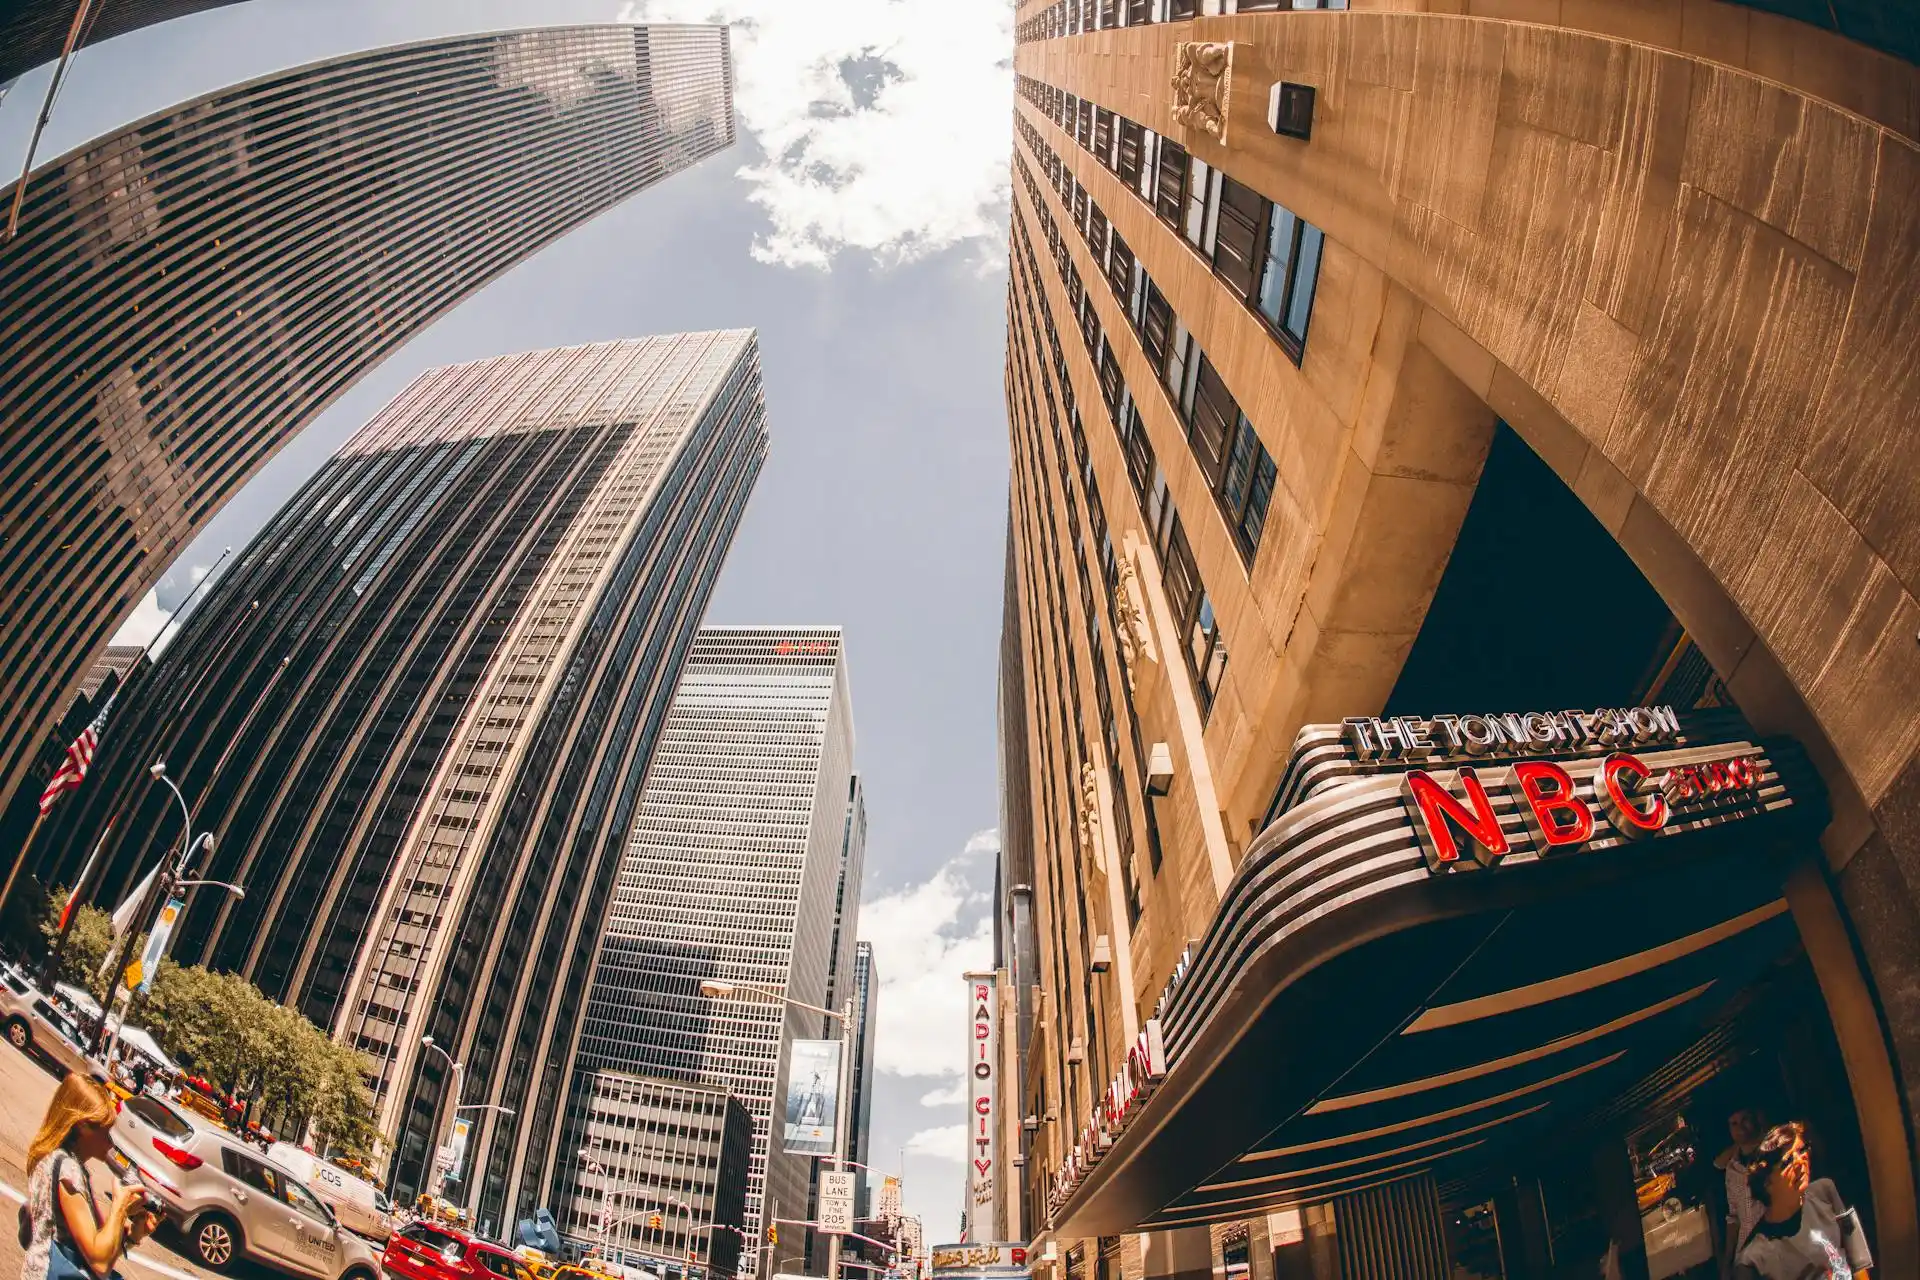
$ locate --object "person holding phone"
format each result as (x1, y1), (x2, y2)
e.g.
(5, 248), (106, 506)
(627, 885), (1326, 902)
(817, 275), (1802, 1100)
(20, 1073), (160, 1280)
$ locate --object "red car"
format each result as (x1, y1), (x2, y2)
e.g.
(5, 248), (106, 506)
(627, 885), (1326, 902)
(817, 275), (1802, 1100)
(383, 1222), (531, 1280)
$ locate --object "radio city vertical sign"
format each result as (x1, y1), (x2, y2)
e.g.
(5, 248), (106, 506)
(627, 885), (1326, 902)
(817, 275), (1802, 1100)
(964, 971), (1001, 1239)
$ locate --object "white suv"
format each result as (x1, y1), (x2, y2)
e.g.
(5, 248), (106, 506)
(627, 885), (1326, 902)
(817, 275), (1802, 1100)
(112, 1094), (381, 1280)
(0, 967), (94, 1077)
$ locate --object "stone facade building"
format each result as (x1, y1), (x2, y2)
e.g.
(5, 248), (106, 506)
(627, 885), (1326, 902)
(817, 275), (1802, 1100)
(1001, 2), (1920, 1278)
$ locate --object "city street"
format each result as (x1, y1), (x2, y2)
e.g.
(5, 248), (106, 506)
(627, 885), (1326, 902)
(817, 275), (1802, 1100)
(0, 1045), (300, 1280)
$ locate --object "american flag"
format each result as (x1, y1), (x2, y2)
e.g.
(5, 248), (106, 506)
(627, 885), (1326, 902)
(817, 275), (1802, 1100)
(37, 697), (111, 815)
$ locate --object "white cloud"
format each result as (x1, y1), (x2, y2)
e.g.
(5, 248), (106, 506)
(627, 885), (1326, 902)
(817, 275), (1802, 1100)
(904, 1124), (965, 1162)
(108, 561), (217, 654)
(109, 590), (170, 650)
(863, 828), (996, 1079)
(618, 0), (1013, 268)
(918, 1081), (965, 1107)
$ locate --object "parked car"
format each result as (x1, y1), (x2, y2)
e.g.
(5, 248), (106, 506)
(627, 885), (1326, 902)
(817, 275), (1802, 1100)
(111, 1092), (382, 1280)
(1, 969), (95, 1077)
(269, 1142), (399, 1242)
(385, 1221), (536, 1280)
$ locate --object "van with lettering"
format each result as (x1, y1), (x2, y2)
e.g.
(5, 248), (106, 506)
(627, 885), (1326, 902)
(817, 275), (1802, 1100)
(268, 1142), (398, 1242)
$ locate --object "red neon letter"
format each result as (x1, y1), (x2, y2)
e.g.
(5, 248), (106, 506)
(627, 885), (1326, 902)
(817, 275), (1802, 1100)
(1598, 752), (1668, 838)
(1511, 760), (1594, 850)
(1404, 768), (1510, 871)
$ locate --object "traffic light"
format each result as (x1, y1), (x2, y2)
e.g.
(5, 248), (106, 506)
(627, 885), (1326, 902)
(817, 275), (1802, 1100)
(649, 1215), (663, 1231)
(767, 1224), (779, 1246)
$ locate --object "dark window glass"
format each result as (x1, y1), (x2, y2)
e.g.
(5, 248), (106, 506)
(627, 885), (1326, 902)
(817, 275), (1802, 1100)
(1106, 232), (1133, 304)
(1139, 279), (1173, 372)
(1093, 108), (1114, 165)
(1254, 205), (1325, 359)
(1153, 139), (1188, 227)
(1187, 356), (1236, 488)
(1121, 404), (1156, 503)
(1255, 205), (1299, 328)
(1213, 175), (1267, 299)
(1286, 225), (1324, 346)
(1097, 343), (1124, 416)
(1116, 120), (1144, 188)
(127, 1098), (193, 1139)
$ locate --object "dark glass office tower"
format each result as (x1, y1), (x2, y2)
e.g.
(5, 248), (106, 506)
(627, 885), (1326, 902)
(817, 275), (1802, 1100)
(0, 23), (735, 838)
(39, 333), (768, 1225)
(564, 629), (858, 1277)
(0, 0), (250, 84)
(848, 941), (878, 1218)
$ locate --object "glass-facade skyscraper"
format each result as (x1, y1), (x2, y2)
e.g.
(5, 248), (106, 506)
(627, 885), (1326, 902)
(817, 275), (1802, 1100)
(848, 941), (878, 1219)
(0, 24), (734, 844)
(565, 628), (859, 1278)
(37, 333), (769, 1228)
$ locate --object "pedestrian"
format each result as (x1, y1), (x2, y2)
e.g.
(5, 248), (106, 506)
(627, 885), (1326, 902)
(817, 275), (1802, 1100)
(20, 1072), (159, 1280)
(1736, 1121), (1872, 1279)
(1720, 1105), (1768, 1276)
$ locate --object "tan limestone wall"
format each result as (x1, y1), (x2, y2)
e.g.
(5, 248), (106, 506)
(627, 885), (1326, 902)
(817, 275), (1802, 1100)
(1016, 9), (1920, 828)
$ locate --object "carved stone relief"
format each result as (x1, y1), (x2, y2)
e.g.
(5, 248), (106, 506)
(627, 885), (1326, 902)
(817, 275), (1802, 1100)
(1171, 42), (1232, 141)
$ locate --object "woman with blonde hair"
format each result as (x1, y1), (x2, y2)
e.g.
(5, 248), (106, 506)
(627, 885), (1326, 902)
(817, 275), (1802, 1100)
(20, 1072), (158, 1280)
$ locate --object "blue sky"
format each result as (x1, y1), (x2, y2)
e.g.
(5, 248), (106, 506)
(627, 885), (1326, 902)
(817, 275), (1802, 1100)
(0, 0), (1013, 1236)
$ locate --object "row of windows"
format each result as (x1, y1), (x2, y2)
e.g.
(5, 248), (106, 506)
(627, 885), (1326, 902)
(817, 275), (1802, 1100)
(1014, 107), (1297, 569)
(1018, 75), (1324, 361)
(1007, 249), (1152, 920)
(1016, 0), (1347, 43)
(1013, 169), (1234, 721)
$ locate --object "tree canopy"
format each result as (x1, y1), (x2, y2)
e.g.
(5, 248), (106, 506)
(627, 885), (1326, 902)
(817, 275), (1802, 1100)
(35, 887), (378, 1161)
(142, 960), (380, 1161)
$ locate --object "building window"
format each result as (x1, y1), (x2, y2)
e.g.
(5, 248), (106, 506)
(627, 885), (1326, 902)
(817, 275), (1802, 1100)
(1221, 415), (1277, 560)
(1149, 491), (1228, 719)
(1115, 119), (1144, 189)
(1255, 207), (1324, 355)
(1211, 174), (1267, 300)
(1153, 138), (1188, 228)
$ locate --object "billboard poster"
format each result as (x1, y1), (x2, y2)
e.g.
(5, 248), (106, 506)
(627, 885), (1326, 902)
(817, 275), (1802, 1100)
(965, 972), (1000, 1240)
(782, 1038), (840, 1155)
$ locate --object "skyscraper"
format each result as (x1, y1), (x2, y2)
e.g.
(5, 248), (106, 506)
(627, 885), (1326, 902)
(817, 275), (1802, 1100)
(0, 23), (735, 830)
(40, 332), (768, 1229)
(825, 777), (868, 1025)
(565, 628), (858, 1277)
(0, 0), (252, 84)
(848, 942), (878, 1219)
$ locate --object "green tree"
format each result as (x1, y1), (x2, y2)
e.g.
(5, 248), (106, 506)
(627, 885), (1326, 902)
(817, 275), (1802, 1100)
(141, 961), (379, 1163)
(39, 890), (121, 1001)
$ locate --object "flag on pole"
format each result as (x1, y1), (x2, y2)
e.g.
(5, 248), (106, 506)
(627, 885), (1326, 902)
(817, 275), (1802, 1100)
(37, 695), (111, 815)
(57, 818), (112, 931)
(109, 859), (158, 938)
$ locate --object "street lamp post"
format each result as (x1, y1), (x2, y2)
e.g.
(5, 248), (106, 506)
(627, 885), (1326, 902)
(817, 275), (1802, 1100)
(420, 1036), (466, 1201)
(698, 980), (854, 1280)
(91, 762), (237, 1057)
(579, 1151), (612, 1263)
